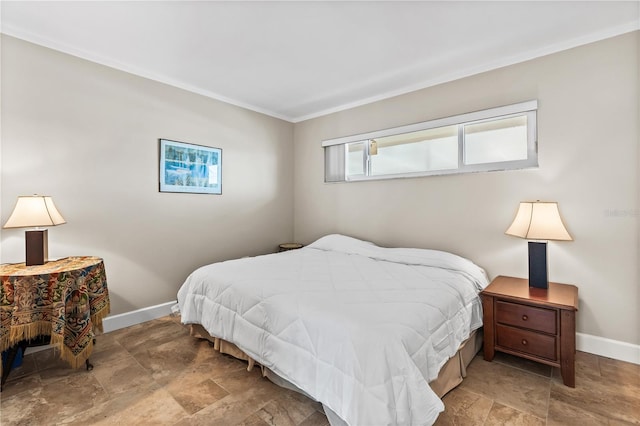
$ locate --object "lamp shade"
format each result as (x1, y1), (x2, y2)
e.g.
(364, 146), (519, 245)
(505, 201), (572, 241)
(3, 195), (66, 228)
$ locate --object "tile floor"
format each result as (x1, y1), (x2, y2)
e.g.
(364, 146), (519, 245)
(1, 316), (638, 425)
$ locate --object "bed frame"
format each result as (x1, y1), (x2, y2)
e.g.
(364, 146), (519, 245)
(189, 324), (482, 399)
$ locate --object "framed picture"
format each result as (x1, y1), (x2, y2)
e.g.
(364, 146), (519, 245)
(159, 139), (222, 194)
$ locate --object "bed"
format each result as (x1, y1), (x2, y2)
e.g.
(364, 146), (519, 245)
(176, 234), (488, 425)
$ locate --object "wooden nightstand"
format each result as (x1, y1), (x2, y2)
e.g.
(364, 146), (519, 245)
(480, 275), (578, 387)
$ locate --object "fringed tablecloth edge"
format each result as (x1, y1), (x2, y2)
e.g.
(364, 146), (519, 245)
(2, 302), (111, 374)
(7, 321), (54, 347)
(91, 301), (111, 334)
(53, 333), (93, 370)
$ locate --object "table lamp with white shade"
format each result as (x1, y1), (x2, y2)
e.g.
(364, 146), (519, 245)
(3, 195), (66, 266)
(505, 201), (572, 289)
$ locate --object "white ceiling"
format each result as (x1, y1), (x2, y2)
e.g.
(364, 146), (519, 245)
(1, 1), (639, 122)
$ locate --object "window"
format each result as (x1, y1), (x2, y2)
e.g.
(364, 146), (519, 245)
(323, 101), (537, 183)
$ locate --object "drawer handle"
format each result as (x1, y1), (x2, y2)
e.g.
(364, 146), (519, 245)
(521, 339), (528, 346)
(522, 315), (528, 321)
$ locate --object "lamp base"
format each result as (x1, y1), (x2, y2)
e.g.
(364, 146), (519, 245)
(25, 229), (48, 266)
(528, 241), (548, 289)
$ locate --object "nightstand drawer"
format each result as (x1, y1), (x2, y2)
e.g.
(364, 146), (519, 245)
(496, 324), (557, 360)
(495, 301), (556, 334)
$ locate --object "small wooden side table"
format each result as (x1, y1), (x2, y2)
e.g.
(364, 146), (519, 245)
(0, 256), (110, 389)
(480, 275), (578, 387)
(278, 243), (303, 252)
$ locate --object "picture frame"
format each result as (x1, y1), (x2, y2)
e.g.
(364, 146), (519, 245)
(159, 139), (222, 194)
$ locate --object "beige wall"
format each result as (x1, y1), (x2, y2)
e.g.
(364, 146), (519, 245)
(293, 32), (639, 345)
(1, 32), (638, 347)
(0, 36), (294, 315)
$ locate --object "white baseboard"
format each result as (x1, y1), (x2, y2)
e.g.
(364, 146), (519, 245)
(577, 332), (640, 365)
(24, 301), (176, 355)
(98, 302), (636, 366)
(102, 301), (177, 333)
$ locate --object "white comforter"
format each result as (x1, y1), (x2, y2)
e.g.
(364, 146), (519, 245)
(177, 234), (488, 425)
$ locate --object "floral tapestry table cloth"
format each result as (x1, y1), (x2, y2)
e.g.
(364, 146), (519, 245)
(0, 256), (110, 374)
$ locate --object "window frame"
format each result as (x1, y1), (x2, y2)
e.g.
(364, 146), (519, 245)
(322, 100), (538, 183)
